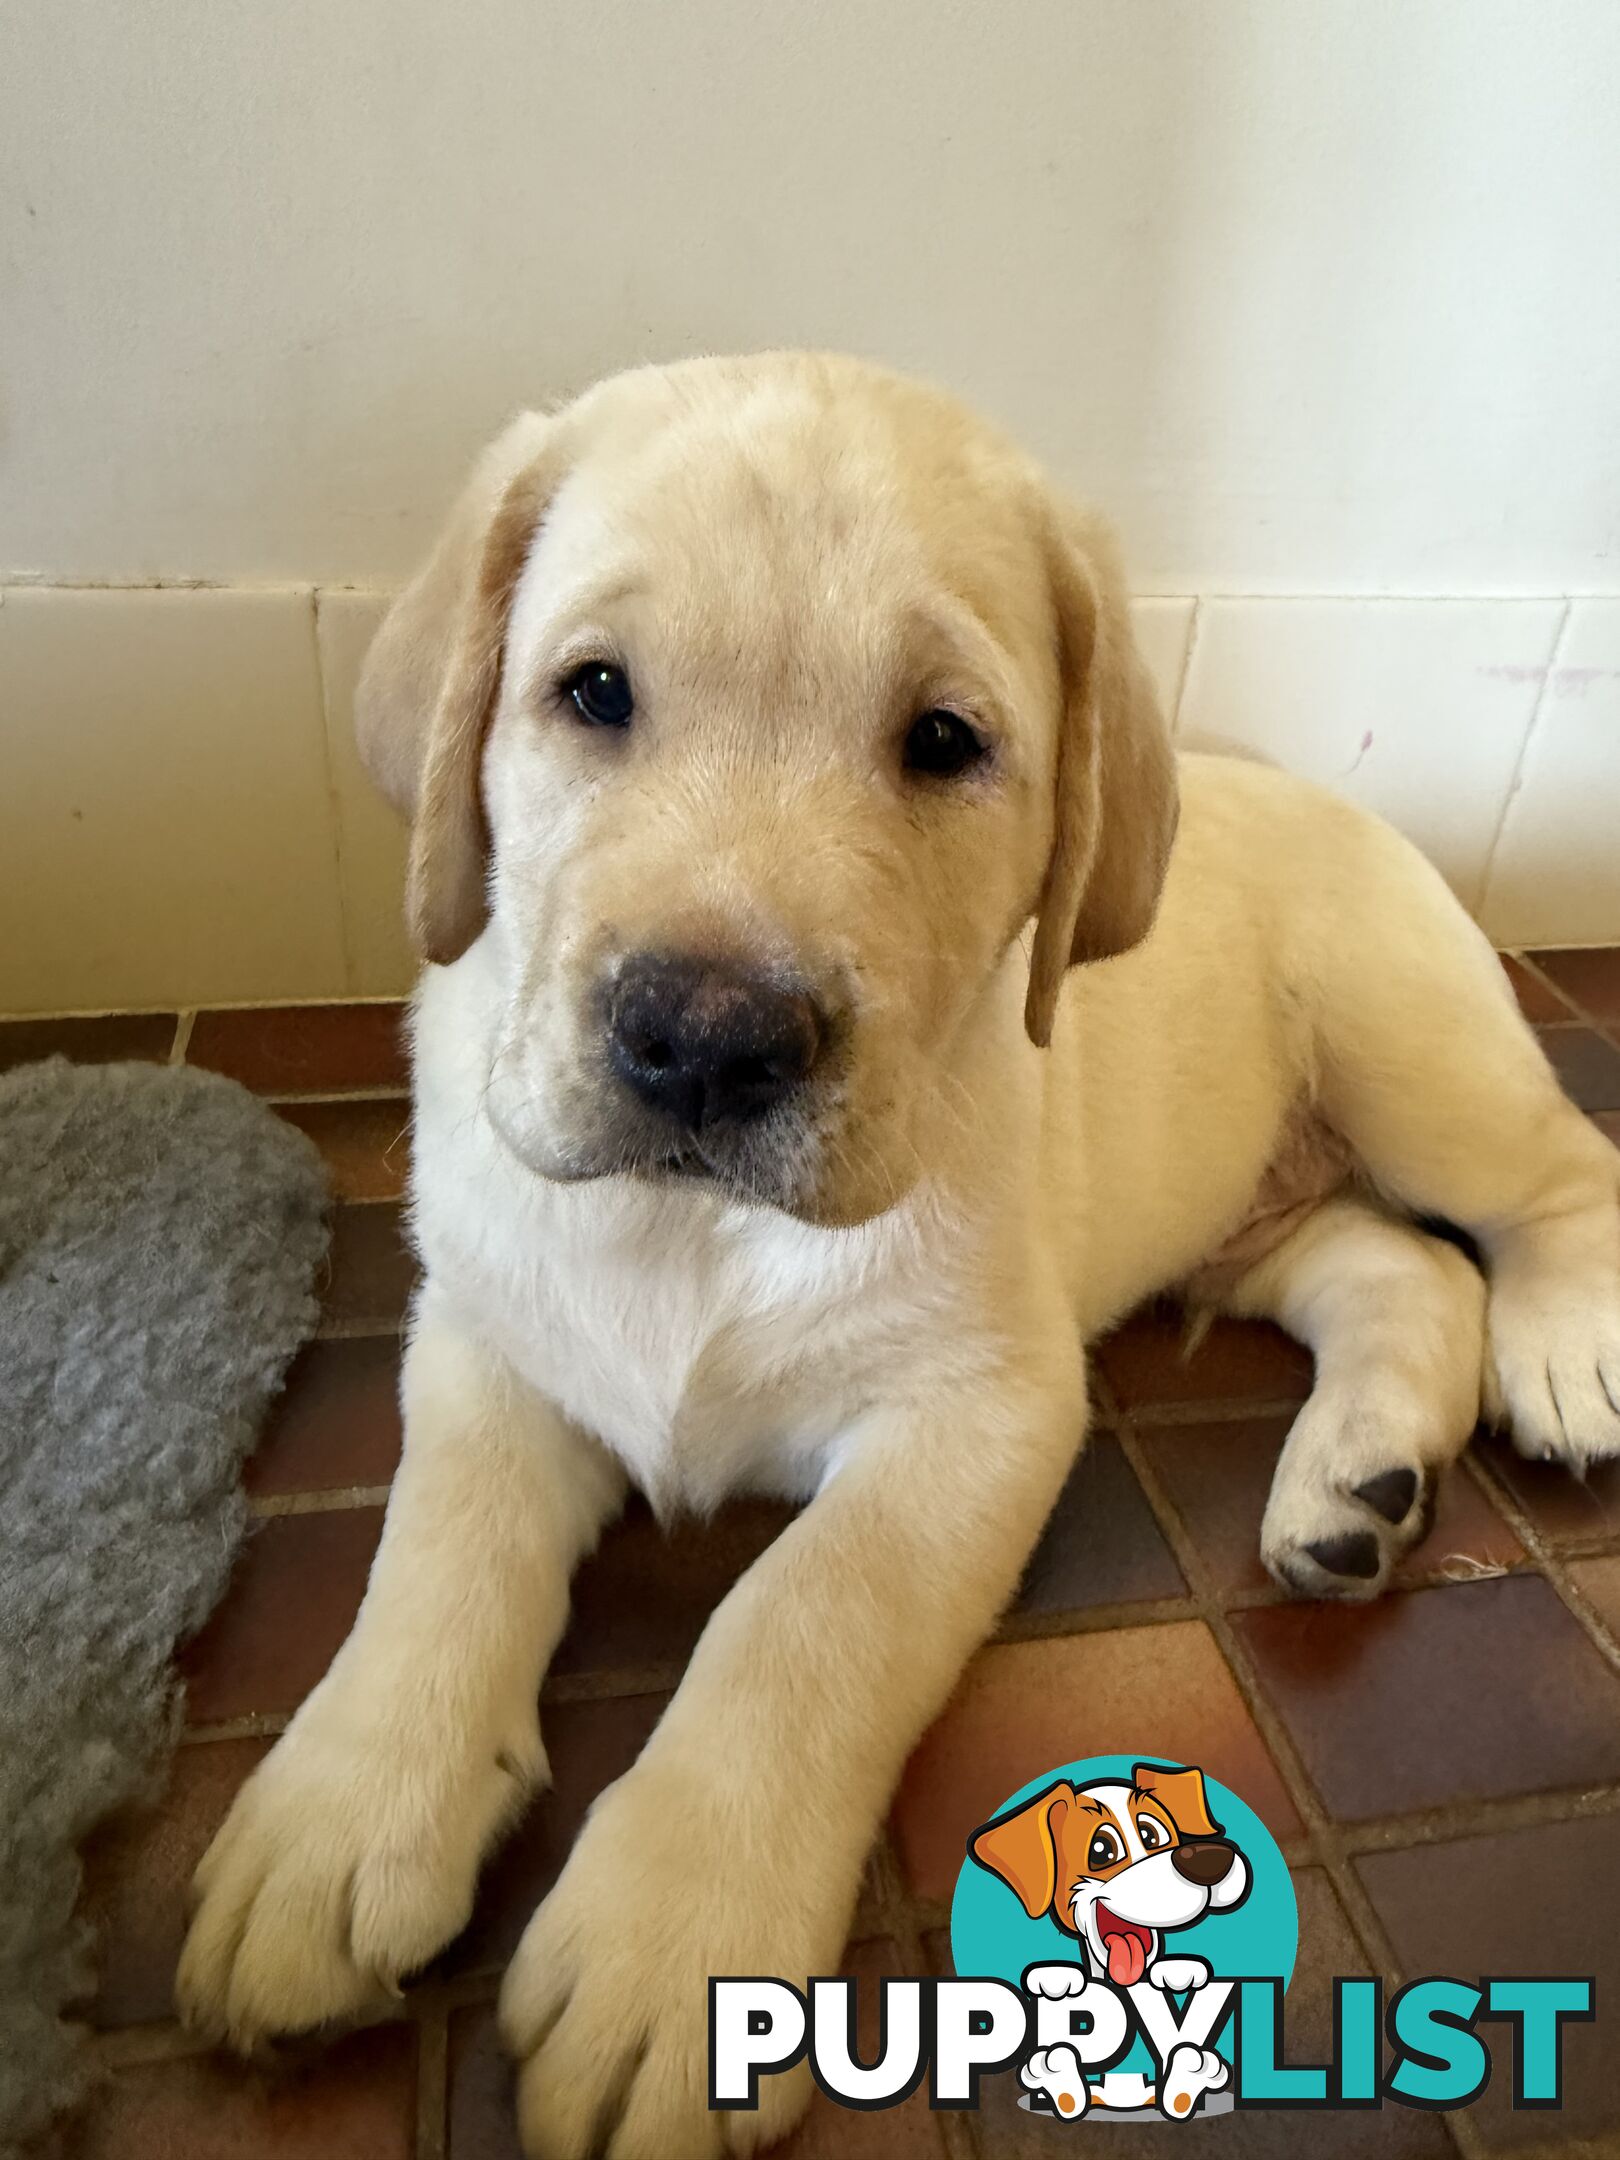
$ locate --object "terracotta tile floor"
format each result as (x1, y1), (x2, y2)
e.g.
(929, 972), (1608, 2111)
(20, 945), (1619, 2155)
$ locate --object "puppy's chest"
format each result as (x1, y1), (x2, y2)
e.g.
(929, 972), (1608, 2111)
(420, 1153), (911, 1508)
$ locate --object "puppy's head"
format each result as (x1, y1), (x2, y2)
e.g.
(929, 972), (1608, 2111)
(970, 1765), (1249, 1985)
(358, 353), (1176, 1226)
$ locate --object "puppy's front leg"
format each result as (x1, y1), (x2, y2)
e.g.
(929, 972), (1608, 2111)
(178, 1284), (625, 2044)
(500, 1347), (1082, 2160)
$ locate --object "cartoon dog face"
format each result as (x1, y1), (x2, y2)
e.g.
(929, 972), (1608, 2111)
(970, 1763), (1250, 1986)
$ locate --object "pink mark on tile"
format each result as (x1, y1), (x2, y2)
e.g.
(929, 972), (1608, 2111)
(1476, 663), (1619, 698)
(1478, 663), (1549, 685)
(1552, 667), (1607, 699)
(1340, 729), (1374, 777)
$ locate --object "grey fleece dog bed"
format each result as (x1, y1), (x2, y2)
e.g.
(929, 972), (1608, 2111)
(0, 1058), (329, 2152)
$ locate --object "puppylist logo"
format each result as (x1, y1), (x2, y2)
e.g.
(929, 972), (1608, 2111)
(710, 1756), (1594, 2124)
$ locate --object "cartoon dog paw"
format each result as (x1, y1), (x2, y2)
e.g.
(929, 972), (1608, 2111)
(1148, 1955), (1211, 1994)
(1159, 2042), (1229, 2119)
(1024, 1962), (1089, 1998)
(1022, 2044), (1090, 2119)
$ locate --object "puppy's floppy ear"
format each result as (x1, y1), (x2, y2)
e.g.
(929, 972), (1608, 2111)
(1133, 1762), (1221, 1842)
(355, 412), (562, 966)
(1024, 503), (1179, 1046)
(969, 1780), (1075, 1919)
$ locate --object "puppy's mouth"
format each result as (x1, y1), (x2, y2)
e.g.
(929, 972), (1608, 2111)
(641, 1145), (757, 1194)
(650, 1145), (715, 1180)
(605, 1127), (810, 1214)
(1093, 1903), (1155, 1986)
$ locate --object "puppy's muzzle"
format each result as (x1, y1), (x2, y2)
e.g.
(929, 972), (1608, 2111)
(606, 952), (825, 1136)
(1170, 1839), (1238, 1887)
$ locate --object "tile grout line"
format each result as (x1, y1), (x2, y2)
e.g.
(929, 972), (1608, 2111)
(248, 1483), (395, 1518)
(1516, 950), (1620, 1054)
(1464, 1445), (1620, 1677)
(308, 587), (364, 999)
(1166, 594), (1201, 738)
(92, 2019), (221, 2069)
(180, 1710), (290, 1746)
(317, 1315), (411, 1342)
(1504, 948), (1580, 1020)
(1104, 1389), (1308, 1427)
(1474, 599), (1572, 922)
(1, 994), (412, 1023)
(1101, 1374), (1479, 2153)
(414, 1994), (449, 2160)
(994, 1595), (1196, 1642)
(168, 1009), (196, 1065)
(15, 579), (1620, 603)
(266, 1084), (413, 1106)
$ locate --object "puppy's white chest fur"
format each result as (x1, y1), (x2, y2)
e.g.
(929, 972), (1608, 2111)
(409, 954), (948, 1510)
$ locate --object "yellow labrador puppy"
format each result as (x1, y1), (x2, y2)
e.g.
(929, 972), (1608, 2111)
(180, 354), (1620, 2156)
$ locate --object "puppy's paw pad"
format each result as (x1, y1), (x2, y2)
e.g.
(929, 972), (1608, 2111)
(1265, 1463), (1437, 1602)
(1305, 1529), (1381, 1579)
(1352, 1466), (1419, 1523)
(1268, 1520), (1395, 1600)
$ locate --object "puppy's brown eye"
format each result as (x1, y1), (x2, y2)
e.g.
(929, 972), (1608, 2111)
(565, 662), (634, 728)
(903, 709), (986, 778)
(1138, 1817), (1166, 1851)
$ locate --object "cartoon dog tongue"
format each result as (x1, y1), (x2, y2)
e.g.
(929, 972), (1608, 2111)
(1104, 1922), (1148, 1986)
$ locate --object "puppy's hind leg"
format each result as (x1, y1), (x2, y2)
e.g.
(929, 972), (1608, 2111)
(1298, 841), (1620, 1473)
(1223, 1197), (1486, 1599)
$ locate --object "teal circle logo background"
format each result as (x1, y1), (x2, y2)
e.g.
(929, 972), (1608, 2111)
(950, 1756), (1297, 2076)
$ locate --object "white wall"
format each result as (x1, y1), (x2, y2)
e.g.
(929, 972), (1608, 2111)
(4, 0), (1619, 1009)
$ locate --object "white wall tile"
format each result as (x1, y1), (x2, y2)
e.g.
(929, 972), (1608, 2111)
(1178, 598), (1564, 912)
(315, 590), (415, 998)
(1129, 598), (1197, 728)
(1479, 599), (1620, 947)
(0, 586), (346, 1013)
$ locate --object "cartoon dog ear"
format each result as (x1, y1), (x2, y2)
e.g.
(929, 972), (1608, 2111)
(1133, 1763), (1222, 1842)
(969, 1781), (1075, 1919)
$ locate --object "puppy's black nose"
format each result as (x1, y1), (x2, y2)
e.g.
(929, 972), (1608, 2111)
(607, 953), (824, 1133)
(1170, 1840), (1236, 1887)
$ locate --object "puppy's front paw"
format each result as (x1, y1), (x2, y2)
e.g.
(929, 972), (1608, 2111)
(178, 1682), (540, 2045)
(1489, 1271), (1620, 1472)
(1260, 1391), (1441, 1602)
(1148, 1955), (1210, 1993)
(1024, 1962), (1090, 1999)
(499, 1759), (835, 2159)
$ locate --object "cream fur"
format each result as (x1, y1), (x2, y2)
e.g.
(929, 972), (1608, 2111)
(179, 355), (1620, 2160)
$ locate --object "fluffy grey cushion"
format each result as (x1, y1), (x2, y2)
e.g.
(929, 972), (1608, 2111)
(0, 1058), (328, 2150)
